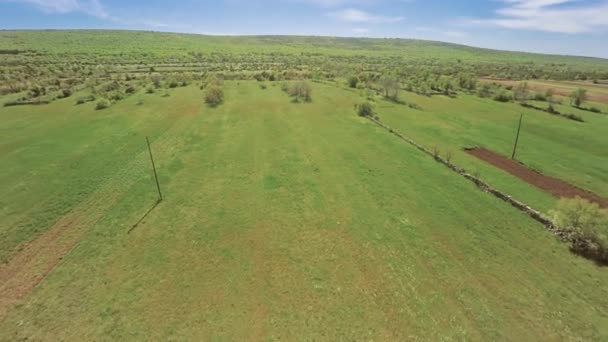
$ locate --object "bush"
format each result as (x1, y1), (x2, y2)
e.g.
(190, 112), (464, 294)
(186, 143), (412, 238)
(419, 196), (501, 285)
(493, 90), (512, 102)
(205, 85), (224, 106)
(76, 94), (95, 105)
(348, 76), (359, 88)
(95, 99), (110, 110)
(125, 86), (136, 94)
(551, 197), (608, 263)
(288, 81), (312, 103)
(564, 113), (584, 122)
(589, 106), (602, 113)
(146, 87), (155, 94)
(356, 102), (374, 118)
(61, 88), (72, 98)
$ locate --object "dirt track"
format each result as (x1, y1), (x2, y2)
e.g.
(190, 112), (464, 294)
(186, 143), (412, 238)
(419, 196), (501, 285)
(466, 148), (608, 208)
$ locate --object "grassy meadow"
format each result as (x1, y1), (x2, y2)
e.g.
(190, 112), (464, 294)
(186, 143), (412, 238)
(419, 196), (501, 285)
(1, 81), (607, 340)
(1, 31), (608, 340)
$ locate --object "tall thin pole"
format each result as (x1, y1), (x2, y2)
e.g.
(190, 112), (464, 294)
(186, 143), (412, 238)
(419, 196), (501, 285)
(511, 114), (524, 160)
(146, 136), (163, 201)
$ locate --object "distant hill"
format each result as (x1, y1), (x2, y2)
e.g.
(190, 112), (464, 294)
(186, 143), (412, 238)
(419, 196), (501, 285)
(1, 30), (607, 80)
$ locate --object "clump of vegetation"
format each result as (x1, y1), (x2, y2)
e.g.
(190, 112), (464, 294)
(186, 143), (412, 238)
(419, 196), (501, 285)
(514, 82), (529, 103)
(76, 94), (96, 105)
(356, 102), (375, 118)
(379, 77), (399, 101)
(493, 90), (512, 102)
(205, 85), (224, 106)
(570, 88), (587, 108)
(348, 75), (359, 88)
(61, 88), (72, 98)
(288, 81), (312, 103)
(95, 99), (110, 110)
(551, 197), (608, 263)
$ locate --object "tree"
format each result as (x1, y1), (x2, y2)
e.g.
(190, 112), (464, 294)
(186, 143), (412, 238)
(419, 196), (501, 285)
(379, 77), (399, 101)
(551, 197), (608, 262)
(514, 82), (529, 103)
(570, 88), (588, 108)
(289, 81), (312, 102)
(545, 88), (556, 112)
(439, 76), (454, 96)
(205, 85), (224, 106)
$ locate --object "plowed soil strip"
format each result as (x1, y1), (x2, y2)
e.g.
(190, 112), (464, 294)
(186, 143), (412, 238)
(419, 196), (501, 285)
(466, 147), (608, 208)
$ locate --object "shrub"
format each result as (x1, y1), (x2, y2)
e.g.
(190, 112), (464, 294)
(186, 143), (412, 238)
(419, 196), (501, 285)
(589, 106), (602, 113)
(95, 99), (110, 110)
(356, 102), (374, 118)
(146, 87), (155, 94)
(205, 85), (224, 106)
(76, 94), (95, 105)
(125, 86), (136, 94)
(570, 88), (588, 108)
(61, 88), (72, 98)
(564, 113), (584, 122)
(551, 197), (608, 263)
(477, 84), (492, 98)
(493, 90), (512, 102)
(348, 76), (359, 88)
(289, 81), (312, 103)
(533, 93), (546, 101)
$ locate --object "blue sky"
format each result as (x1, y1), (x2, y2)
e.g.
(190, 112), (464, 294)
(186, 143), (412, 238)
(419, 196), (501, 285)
(1, 0), (607, 58)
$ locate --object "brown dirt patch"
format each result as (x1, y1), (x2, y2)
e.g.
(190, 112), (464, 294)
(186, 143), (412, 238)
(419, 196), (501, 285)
(0, 214), (85, 321)
(466, 147), (608, 208)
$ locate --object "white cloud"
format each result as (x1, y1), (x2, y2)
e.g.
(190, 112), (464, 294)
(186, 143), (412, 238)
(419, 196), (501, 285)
(328, 8), (403, 24)
(470, 0), (608, 33)
(352, 27), (370, 33)
(8, 0), (108, 18)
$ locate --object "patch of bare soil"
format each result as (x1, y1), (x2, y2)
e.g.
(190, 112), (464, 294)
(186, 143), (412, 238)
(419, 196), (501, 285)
(0, 214), (85, 321)
(466, 147), (608, 208)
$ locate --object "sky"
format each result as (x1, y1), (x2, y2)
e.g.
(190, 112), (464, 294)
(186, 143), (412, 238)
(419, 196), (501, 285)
(1, 0), (607, 58)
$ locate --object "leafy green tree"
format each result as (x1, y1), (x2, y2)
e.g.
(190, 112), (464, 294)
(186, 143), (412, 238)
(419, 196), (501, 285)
(551, 197), (608, 262)
(570, 88), (588, 108)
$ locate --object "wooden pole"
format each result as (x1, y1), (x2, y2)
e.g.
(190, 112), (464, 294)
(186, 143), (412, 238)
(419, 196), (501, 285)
(146, 136), (163, 201)
(511, 114), (523, 160)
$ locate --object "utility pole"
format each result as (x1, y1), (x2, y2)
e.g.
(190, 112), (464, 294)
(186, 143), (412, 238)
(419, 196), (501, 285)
(511, 114), (524, 160)
(146, 136), (163, 202)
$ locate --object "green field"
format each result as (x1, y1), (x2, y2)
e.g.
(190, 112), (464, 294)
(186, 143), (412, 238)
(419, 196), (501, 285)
(1, 80), (607, 340)
(1, 31), (608, 340)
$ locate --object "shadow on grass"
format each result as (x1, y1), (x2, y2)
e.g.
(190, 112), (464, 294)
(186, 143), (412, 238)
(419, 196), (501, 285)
(128, 199), (162, 234)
